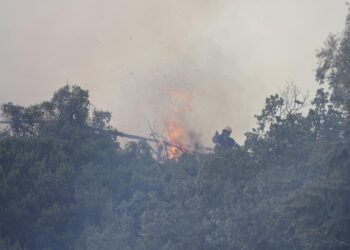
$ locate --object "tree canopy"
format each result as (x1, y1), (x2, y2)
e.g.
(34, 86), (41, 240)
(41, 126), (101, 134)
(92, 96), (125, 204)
(1, 9), (350, 250)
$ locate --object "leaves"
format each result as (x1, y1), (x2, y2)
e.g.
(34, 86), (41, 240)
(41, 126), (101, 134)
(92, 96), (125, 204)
(2, 8), (350, 249)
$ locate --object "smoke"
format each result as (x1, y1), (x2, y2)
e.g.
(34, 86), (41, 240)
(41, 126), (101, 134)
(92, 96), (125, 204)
(0, 0), (347, 145)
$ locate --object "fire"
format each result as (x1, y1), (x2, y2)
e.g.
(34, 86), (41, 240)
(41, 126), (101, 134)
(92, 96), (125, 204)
(164, 91), (192, 160)
(166, 118), (188, 159)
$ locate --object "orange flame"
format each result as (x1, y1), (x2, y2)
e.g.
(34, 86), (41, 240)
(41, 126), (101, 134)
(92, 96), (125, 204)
(165, 91), (192, 160)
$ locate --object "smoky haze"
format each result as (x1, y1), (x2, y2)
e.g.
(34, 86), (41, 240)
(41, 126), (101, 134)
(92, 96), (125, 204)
(0, 0), (347, 145)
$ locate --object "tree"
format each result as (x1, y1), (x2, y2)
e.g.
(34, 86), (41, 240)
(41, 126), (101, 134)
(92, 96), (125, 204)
(280, 8), (350, 249)
(0, 85), (120, 250)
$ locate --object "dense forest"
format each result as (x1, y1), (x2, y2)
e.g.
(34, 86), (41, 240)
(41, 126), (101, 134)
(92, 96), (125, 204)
(1, 10), (350, 250)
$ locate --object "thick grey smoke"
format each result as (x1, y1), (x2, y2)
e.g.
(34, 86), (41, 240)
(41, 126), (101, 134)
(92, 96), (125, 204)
(0, 0), (347, 144)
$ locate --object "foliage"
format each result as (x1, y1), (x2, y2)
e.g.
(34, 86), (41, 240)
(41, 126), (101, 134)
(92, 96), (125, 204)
(1, 8), (350, 250)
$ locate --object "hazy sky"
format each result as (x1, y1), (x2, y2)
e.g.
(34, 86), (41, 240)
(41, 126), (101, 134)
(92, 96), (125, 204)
(0, 0), (348, 145)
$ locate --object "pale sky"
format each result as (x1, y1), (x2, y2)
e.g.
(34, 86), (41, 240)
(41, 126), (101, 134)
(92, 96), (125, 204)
(0, 0), (348, 145)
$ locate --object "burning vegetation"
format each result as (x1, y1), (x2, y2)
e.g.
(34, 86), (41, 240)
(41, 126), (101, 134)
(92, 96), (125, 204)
(164, 91), (193, 160)
(115, 90), (206, 162)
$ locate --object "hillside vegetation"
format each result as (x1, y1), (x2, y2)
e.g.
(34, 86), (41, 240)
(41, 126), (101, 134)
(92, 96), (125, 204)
(1, 10), (350, 250)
